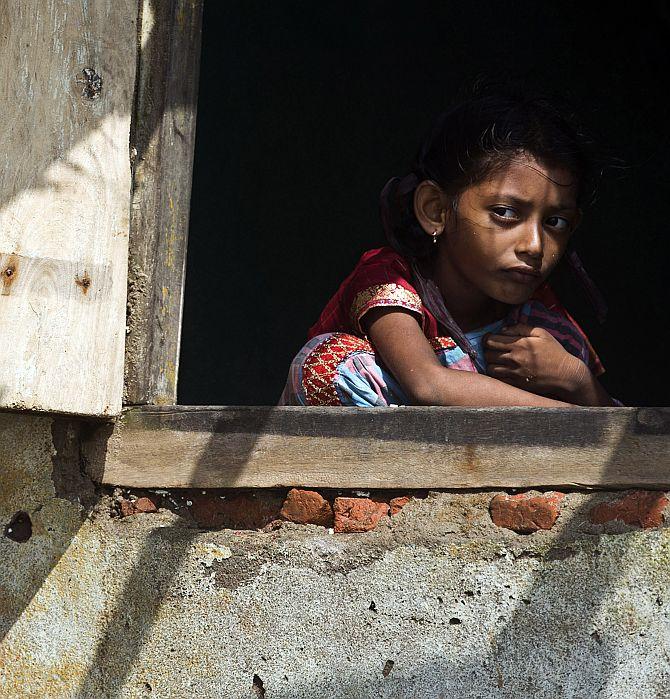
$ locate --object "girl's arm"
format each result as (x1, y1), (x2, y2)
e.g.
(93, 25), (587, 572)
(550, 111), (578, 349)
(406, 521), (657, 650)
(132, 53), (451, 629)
(364, 308), (572, 407)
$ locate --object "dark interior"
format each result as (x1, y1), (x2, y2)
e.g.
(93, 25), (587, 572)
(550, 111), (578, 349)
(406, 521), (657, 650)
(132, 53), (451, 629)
(179, 2), (670, 406)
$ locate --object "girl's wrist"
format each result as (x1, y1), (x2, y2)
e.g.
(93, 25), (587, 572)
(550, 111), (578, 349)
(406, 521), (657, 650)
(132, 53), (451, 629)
(553, 355), (617, 406)
(553, 354), (591, 402)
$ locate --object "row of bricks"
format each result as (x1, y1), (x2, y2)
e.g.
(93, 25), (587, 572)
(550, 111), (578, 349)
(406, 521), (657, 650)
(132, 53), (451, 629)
(117, 488), (668, 534)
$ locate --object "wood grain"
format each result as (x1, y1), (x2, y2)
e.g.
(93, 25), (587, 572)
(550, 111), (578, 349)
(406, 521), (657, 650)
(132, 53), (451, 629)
(83, 406), (670, 489)
(0, 0), (138, 416)
(124, 0), (203, 406)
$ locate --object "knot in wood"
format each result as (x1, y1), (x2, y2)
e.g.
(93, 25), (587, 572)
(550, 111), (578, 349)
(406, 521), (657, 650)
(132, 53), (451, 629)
(75, 271), (92, 294)
(78, 68), (103, 99)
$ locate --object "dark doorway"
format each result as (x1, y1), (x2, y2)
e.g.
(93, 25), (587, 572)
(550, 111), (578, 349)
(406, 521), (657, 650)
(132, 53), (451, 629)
(179, 2), (670, 406)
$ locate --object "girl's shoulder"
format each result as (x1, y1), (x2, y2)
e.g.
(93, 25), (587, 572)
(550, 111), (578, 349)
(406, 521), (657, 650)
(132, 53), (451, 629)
(355, 246), (413, 271)
(308, 247), (427, 339)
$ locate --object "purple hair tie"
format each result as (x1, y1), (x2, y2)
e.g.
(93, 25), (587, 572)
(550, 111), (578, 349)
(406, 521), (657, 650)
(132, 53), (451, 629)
(379, 177), (400, 242)
(380, 174), (420, 243)
(396, 173), (419, 195)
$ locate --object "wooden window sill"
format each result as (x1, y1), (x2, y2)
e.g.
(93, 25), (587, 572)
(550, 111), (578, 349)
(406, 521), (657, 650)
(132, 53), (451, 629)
(82, 405), (670, 489)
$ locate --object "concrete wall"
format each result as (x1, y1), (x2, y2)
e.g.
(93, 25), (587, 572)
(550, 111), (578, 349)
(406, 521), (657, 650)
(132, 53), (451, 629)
(1, 411), (669, 698)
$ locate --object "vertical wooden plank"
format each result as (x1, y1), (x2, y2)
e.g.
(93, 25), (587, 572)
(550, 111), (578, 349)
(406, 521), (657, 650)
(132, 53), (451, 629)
(124, 0), (203, 405)
(0, 0), (138, 416)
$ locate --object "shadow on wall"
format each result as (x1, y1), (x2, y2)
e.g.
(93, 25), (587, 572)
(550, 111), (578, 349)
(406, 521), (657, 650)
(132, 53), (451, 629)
(0, 416), (97, 643)
(0, 0), (195, 661)
(75, 412), (271, 698)
(1, 403), (667, 695)
(0, 408), (271, 693)
(73, 409), (670, 697)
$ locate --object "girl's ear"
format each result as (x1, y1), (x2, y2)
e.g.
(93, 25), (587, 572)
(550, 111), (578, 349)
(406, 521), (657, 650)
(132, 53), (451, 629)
(413, 180), (449, 235)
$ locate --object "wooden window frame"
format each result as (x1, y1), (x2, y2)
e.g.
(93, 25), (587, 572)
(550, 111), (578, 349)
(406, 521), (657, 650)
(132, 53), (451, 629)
(100, 1), (669, 490)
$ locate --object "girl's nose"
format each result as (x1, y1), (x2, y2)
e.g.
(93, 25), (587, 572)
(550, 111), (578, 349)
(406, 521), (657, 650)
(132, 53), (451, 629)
(516, 221), (544, 258)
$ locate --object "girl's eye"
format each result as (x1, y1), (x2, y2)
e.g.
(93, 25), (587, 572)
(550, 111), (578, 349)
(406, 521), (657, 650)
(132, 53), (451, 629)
(545, 216), (571, 232)
(491, 206), (518, 220)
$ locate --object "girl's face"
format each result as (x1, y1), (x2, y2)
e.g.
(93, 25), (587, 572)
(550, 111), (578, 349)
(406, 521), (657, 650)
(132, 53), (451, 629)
(434, 153), (581, 316)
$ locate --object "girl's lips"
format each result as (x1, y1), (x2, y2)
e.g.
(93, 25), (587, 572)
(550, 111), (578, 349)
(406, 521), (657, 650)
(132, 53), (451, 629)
(502, 267), (542, 284)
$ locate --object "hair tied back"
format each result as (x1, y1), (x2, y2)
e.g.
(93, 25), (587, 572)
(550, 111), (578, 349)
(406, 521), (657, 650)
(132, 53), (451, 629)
(380, 173), (421, 256)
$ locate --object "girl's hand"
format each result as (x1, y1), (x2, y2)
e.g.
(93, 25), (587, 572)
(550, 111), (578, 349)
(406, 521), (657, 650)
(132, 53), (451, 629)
(483, 323), (587, 399)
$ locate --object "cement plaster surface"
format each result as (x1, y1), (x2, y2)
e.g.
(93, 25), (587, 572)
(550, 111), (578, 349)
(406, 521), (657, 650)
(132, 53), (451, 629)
(1, 413), (669, 698)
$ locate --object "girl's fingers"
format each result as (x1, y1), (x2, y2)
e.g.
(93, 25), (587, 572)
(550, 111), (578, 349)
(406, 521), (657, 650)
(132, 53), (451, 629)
(488, 366), (527, 389)
(484, 349), (515, 366)
(487, 363), (520, 379)
(484, 334), (520, 351)
(498, 324), (534, 337)
(488, 362), (542, 393)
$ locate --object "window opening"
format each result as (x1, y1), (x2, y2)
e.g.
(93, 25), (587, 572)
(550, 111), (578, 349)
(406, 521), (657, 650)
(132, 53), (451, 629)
(178, 3), (670, 407)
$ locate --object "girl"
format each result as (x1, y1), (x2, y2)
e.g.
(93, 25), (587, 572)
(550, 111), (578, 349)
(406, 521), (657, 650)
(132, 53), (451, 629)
(280, 89), (618, 407)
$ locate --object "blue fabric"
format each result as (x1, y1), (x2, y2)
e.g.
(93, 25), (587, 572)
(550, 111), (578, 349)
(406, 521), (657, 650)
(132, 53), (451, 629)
(335, 356), (408, 406)
(333, 344), (477, 406)
(465, 319), (506, 373)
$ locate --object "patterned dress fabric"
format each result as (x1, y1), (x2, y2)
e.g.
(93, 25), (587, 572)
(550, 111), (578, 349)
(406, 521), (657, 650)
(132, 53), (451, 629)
(279, 247), (606, 407)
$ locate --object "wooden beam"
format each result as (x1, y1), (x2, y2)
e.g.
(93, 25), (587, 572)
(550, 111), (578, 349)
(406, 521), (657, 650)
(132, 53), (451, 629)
(0, 0), (138, 416)
(124, 0), (203, 406)
(83, 406), (670, 489)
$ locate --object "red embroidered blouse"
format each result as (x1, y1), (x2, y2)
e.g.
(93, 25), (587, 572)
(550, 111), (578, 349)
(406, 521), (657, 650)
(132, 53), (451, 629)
(308, 247), (604, 376)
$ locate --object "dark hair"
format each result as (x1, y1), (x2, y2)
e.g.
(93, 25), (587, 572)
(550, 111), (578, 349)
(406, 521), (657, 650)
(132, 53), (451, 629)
(381, 84), (601, 259)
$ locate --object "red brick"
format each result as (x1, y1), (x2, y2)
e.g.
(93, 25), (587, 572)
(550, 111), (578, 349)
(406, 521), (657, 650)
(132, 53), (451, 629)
(333, 497), (390, 533)
(489, 492), (565, 534)
(133, 497), (158, 514)
(119, 499), (135, 517)
(390, 496), (411, 516)
(189, 492), (282, 529)
(589, 490), (668, 529)
(280, 489), (333, 526)
(118, 496), (158, 517)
